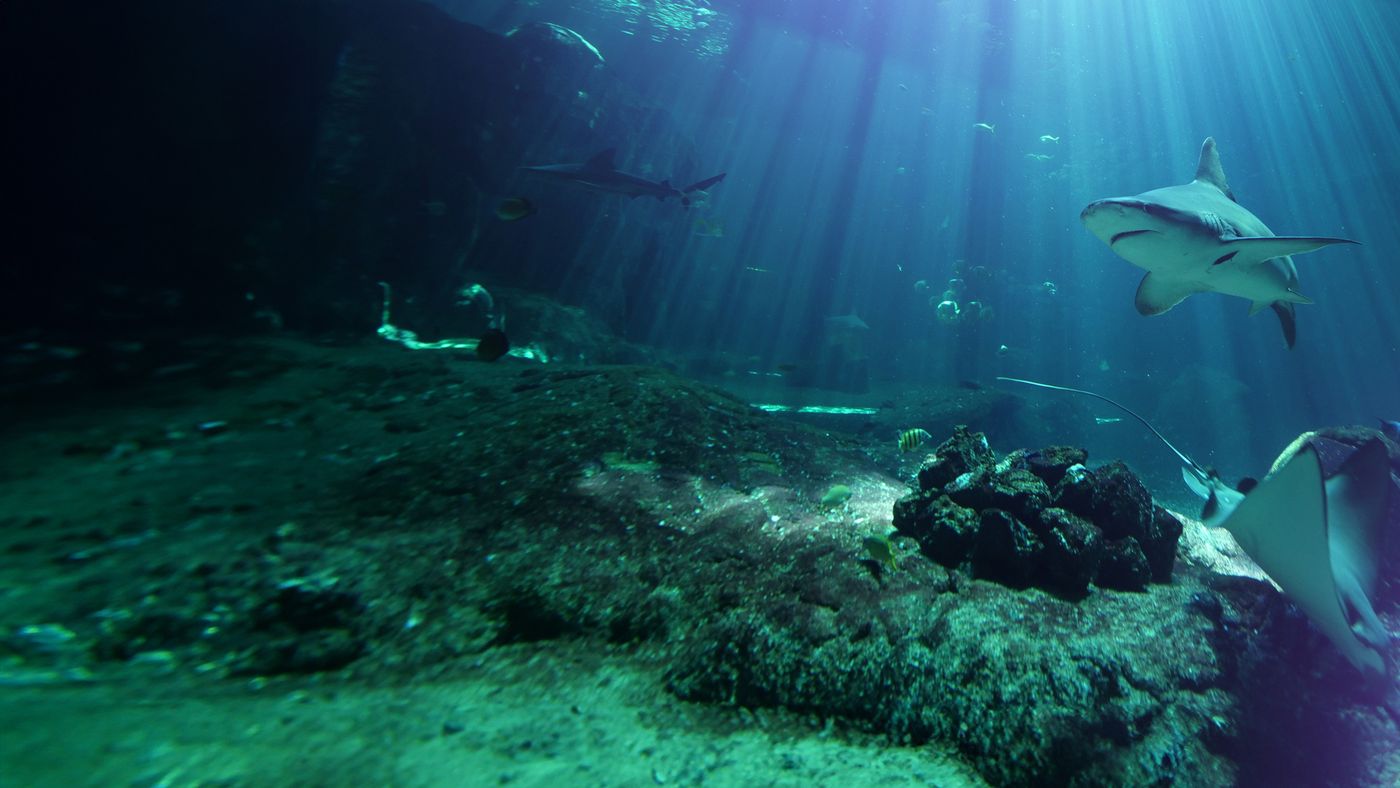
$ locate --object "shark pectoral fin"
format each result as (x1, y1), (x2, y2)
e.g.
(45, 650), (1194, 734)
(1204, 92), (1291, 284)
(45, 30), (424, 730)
(1270, 301), (1298, 349)
(684, 172), (727, 193)
(1134, 273), (1201, 316)
(1222, 235), (1359, 263)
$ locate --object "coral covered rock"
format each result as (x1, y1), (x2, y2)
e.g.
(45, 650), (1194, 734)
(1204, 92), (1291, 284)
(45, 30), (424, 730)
(917, 425), (995, 491)
(1035, 507), (1105, 595)
(1097, 537), (1153, 591)
(899, 431), (1182, 595)
(1026, 445), (1089, 487)
(893, 492), (980, 566)
(972, 509), (1043, 588)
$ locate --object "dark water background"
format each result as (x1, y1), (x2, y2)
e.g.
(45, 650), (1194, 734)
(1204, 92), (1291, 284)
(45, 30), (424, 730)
(449, 0), (1400, 483)
(6, 0), (1399, 497)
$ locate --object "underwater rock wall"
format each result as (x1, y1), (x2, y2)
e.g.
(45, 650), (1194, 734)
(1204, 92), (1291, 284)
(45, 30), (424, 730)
(4, 0), (699, 350)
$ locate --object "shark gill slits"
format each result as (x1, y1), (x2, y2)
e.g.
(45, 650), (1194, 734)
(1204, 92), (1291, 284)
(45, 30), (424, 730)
(1212, 251), (1238, 266)
(1110, 229), (1153, 245)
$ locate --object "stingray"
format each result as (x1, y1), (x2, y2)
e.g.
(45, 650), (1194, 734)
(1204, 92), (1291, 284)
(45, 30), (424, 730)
(998, 376), (1393, 678)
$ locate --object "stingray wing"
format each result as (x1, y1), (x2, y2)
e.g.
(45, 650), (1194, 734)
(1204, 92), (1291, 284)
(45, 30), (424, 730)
(1221, 444), (1386, 676)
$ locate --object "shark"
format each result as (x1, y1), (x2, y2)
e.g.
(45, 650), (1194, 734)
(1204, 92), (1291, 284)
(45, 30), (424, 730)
(997, 376), (1394, 680)
(519, 149), (725, 207)
(1080, 137), (1359, 348)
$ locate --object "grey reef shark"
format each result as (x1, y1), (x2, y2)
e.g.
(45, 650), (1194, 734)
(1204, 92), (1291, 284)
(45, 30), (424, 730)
(520, 148), (726, 207)
(998, 377), (1396, 683)
(1081, 137), (1358, 348)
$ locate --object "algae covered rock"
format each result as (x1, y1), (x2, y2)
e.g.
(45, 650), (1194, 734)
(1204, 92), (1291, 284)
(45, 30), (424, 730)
(916, 425), (994, 491)
(1097, 537), (1153, 592)
(893, 492), (980, 566)
(1036, 507), (1104, 595)
(1026, 445), (1089, 487)
(898, 430), (1181, 595)
(947, 467), (1051, 522)
(1051, 462), (1097, 519)
(1089, 460), (1154, 543)
(972, 509), (1043, 588)
(1145, 505), (1184, 582)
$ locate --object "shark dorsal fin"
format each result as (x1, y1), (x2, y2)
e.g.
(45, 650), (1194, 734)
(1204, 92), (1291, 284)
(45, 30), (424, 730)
(1193, 137), (1236, 201)
(584, 148), (618, 172)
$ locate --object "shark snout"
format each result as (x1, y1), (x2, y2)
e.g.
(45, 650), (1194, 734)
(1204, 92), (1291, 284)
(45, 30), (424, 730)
(1080, 198), (1148, 223)
(1080, 198), (1155, 246)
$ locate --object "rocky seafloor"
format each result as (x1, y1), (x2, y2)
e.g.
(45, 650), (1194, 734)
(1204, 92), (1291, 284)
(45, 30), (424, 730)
(2, 337), (1399, 786)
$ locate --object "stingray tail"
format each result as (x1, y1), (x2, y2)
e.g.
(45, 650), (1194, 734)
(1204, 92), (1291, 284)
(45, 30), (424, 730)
(996, 376), (1213, 484)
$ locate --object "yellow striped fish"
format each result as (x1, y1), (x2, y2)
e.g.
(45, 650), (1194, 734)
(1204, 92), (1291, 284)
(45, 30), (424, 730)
(898, 428), (932, 452)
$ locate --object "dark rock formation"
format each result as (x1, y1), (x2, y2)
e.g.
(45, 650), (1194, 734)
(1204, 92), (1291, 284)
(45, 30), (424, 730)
(971, 509), (1042, 588)
(895, 427), (1182, 594)
(1035, 507), (1105, 595)
(916, 425), (994, 490)
(1097, 537), (1153, 592)
(892, 493), (980, 566)
(1027, 445), (1088, 487)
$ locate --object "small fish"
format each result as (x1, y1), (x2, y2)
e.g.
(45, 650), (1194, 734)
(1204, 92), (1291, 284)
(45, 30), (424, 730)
(476, 328), (510, 362)
(862, 534), (898, 572)
(898, 428), (932, 452)
(496, 197), (535, 221)
(1095, 416), (1124, 425)
(821, 484), (853, 507)
(973, 122), (996, 134)
(1039, 134), (1060, 143)
(1379, 418), (1400, 442)
(1025, 153), (1053, 161)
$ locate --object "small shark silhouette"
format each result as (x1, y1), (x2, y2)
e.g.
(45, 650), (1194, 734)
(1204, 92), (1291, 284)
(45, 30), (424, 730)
(520, 149), (725, 207)
(1081, 137), (1358, 348)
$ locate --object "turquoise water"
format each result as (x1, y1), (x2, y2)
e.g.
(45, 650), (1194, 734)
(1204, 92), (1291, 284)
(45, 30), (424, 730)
(453, 0), (1400, 483)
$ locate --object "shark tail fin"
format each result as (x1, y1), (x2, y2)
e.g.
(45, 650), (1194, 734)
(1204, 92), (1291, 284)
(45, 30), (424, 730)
(1194, 137), (1235, 200)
